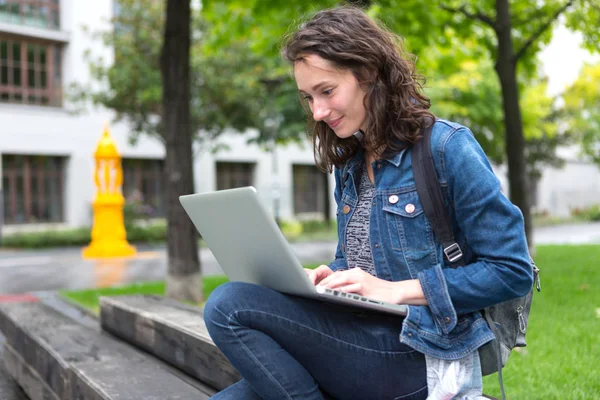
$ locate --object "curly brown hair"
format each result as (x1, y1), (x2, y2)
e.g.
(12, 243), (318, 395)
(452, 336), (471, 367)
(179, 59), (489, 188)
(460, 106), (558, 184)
(282, 6), (434, 172)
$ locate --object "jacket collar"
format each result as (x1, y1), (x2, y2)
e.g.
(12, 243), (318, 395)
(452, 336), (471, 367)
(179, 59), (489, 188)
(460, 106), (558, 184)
(384, 148), (408, 167)
(344, 148), (364, 177)
(344, 145), (408, 176)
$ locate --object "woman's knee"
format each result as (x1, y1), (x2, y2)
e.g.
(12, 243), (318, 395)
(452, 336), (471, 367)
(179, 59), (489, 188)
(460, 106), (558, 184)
(203, 282), (265, 330)
(204, 282), (237, 327)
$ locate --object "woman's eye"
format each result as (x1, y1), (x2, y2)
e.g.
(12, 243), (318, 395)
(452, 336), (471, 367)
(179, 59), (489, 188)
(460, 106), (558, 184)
(303, 95), (313, 102)
(323, 89), (333, 95)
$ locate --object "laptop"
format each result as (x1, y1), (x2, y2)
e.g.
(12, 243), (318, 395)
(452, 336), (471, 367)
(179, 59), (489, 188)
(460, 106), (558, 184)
(179, 186), (407, 316)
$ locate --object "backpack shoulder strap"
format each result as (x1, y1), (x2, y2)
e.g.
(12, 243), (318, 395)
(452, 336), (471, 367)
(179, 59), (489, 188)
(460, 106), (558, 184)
(411, 124), (465, 267)
(413, 124), (511, 400)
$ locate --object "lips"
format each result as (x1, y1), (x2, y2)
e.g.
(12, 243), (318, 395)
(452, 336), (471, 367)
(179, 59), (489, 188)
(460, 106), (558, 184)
(326, 117), (343, 129)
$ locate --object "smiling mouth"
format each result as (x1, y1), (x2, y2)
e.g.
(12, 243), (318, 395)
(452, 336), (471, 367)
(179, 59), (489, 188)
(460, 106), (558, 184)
(327, 117), (343, 128)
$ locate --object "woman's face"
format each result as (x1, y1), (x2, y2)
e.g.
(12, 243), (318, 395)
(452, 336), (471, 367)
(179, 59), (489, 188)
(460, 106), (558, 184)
(294, 54), (368, 139)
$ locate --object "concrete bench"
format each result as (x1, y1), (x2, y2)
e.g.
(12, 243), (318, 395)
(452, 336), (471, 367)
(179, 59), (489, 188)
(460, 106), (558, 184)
(100, 295), (502, 400)
(0, 364), (28, 399)
(0, 302), (213, 400)
(100, 294), (240, 391)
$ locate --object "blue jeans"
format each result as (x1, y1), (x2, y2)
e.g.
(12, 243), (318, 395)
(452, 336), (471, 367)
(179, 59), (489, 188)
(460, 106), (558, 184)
(203, 282), (427, 400)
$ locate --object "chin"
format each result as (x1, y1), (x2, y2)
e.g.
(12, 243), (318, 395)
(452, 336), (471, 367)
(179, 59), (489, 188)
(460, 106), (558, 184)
(333, 128), (358, 140)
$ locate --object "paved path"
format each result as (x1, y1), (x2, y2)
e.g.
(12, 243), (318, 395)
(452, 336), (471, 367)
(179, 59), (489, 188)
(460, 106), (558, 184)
(0, 241), (336, 295)
(533, 221), (600, 245)
(0, 222), (598, 295)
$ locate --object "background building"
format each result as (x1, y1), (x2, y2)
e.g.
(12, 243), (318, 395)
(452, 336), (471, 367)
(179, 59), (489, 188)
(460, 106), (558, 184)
(0, 0), (333, 234)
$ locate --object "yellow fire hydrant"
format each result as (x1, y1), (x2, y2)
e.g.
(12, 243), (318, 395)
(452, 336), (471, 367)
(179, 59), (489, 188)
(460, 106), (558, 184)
(82, 124), (136, 259)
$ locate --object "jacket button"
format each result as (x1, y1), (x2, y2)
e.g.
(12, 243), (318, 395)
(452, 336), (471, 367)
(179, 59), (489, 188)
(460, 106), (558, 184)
(405, 204), (416, 214)
(343, 205), (350, 214)
(388, 195), (399, 204)
(375, 243), (379, 248)
(445, 317), (451, 323)
(407, 333), (412, 337)
(341, 244), (345, 252)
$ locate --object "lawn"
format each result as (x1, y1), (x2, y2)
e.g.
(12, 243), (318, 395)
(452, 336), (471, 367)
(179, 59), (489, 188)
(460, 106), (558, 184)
(482, 245), (600, 399)
(60, 247), (599, 399)
(59, 263), (324, 314)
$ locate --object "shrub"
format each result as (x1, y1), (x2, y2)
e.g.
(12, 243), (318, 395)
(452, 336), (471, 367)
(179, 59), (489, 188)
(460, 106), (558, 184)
(126, 222), (167, 243)
(278, 218), (336, 241)
(1, 223), (167, 249)
(570, 204), (600, 221)
(123, 190), (155, 231)
(1, 227), (91, 248)
(280, 220), (303, 239)
(300, 219), (333, 233)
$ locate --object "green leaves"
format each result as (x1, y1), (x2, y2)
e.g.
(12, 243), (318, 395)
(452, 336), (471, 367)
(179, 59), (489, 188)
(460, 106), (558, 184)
(564, 0), (600, 53)
(71, 0), (599, 169)
(562, 62), (600, 165)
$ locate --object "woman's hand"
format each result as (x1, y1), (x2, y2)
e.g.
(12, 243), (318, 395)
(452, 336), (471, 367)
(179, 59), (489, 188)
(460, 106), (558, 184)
(304, 265), (334, 285)
(318, 268), (427, 305)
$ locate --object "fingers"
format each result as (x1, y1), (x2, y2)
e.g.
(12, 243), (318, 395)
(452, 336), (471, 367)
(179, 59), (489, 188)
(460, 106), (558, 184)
(319, 267), (362, 289)
(313, 265), (333, 285)
(304, 268), (317, 284)
(336, 282), (362, 293)
(305, 265), (333, 285)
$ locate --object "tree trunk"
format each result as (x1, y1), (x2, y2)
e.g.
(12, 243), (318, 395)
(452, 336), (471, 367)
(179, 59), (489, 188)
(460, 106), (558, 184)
(494, 0), (533, 248)
(161, 0), (203, 302)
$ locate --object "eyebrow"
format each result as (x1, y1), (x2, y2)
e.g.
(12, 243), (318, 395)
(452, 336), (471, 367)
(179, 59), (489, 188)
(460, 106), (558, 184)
(298, 81), (332, 94)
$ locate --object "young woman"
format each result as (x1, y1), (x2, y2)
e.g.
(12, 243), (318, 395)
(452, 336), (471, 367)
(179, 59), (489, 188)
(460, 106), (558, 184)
(203, 6), (533, 400)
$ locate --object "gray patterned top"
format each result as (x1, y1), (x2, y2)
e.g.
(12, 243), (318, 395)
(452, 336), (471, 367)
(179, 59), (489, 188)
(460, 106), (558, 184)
(345, 164), (377, 276)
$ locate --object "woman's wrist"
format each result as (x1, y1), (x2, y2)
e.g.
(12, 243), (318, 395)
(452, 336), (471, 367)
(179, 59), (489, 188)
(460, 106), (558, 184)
(392, 279), (427, 305)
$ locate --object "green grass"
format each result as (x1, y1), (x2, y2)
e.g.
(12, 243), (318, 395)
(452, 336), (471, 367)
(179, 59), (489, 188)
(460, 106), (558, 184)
(482, 245), (600, 399)
(59, 263), (323, 314)
(60, 248), (600, 399)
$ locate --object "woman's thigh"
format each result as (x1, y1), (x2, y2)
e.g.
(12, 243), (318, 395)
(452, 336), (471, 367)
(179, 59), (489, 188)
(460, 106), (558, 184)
(204, 282), (427, 400)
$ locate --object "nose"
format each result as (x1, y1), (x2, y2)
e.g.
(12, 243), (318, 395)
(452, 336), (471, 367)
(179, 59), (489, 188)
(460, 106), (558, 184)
(311, 99), (331, 122)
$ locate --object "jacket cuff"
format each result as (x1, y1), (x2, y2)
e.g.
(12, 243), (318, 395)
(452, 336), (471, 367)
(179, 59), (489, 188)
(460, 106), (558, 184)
(328, 258), (347, 272)
(417, 264), (457, 334)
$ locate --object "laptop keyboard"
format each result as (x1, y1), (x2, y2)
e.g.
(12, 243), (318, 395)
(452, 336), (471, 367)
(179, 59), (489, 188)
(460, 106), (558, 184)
(317, 286), (384, 305)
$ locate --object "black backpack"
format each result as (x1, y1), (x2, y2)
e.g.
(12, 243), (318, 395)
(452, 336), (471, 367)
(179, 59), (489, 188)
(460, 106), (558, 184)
(411, 124), (541, 400)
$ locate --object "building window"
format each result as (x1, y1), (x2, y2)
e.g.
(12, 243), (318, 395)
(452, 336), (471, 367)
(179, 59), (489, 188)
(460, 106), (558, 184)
(0, 0), (61, 30)
(216, 162), (255, 190)
(122, 158), (166, 218)
(2, 154), (65, 224)
(293, 164), (329, 219)
(0, 37), (62, 106)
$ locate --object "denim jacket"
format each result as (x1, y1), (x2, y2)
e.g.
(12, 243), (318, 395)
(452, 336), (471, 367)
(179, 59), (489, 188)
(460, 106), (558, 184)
(328, 119), (533, 360)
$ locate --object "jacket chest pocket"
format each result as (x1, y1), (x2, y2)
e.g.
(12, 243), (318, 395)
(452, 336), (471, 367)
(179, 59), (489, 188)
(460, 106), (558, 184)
(382, 190), (436, 262)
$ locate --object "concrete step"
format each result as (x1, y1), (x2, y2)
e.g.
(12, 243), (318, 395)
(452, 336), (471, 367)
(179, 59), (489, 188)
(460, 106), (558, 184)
(99, 296), (506, 399)
(0, 333), (29, 399)
(0, 364), (28, 399)
(0, 302), (213, 400)
(100, 295), (240, 391)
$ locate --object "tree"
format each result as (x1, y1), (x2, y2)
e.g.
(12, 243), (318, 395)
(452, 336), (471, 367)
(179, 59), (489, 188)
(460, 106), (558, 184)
(159, 0), (202, 302)
(76, 1), (598, 252)
(427, 51), (568, 190)
(225, 0), (600, 247)
(432, 0), (599, 246)
(71, 0), (302, 149)
(71, 0), (321, 300)
(562, 62), (600, 166)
